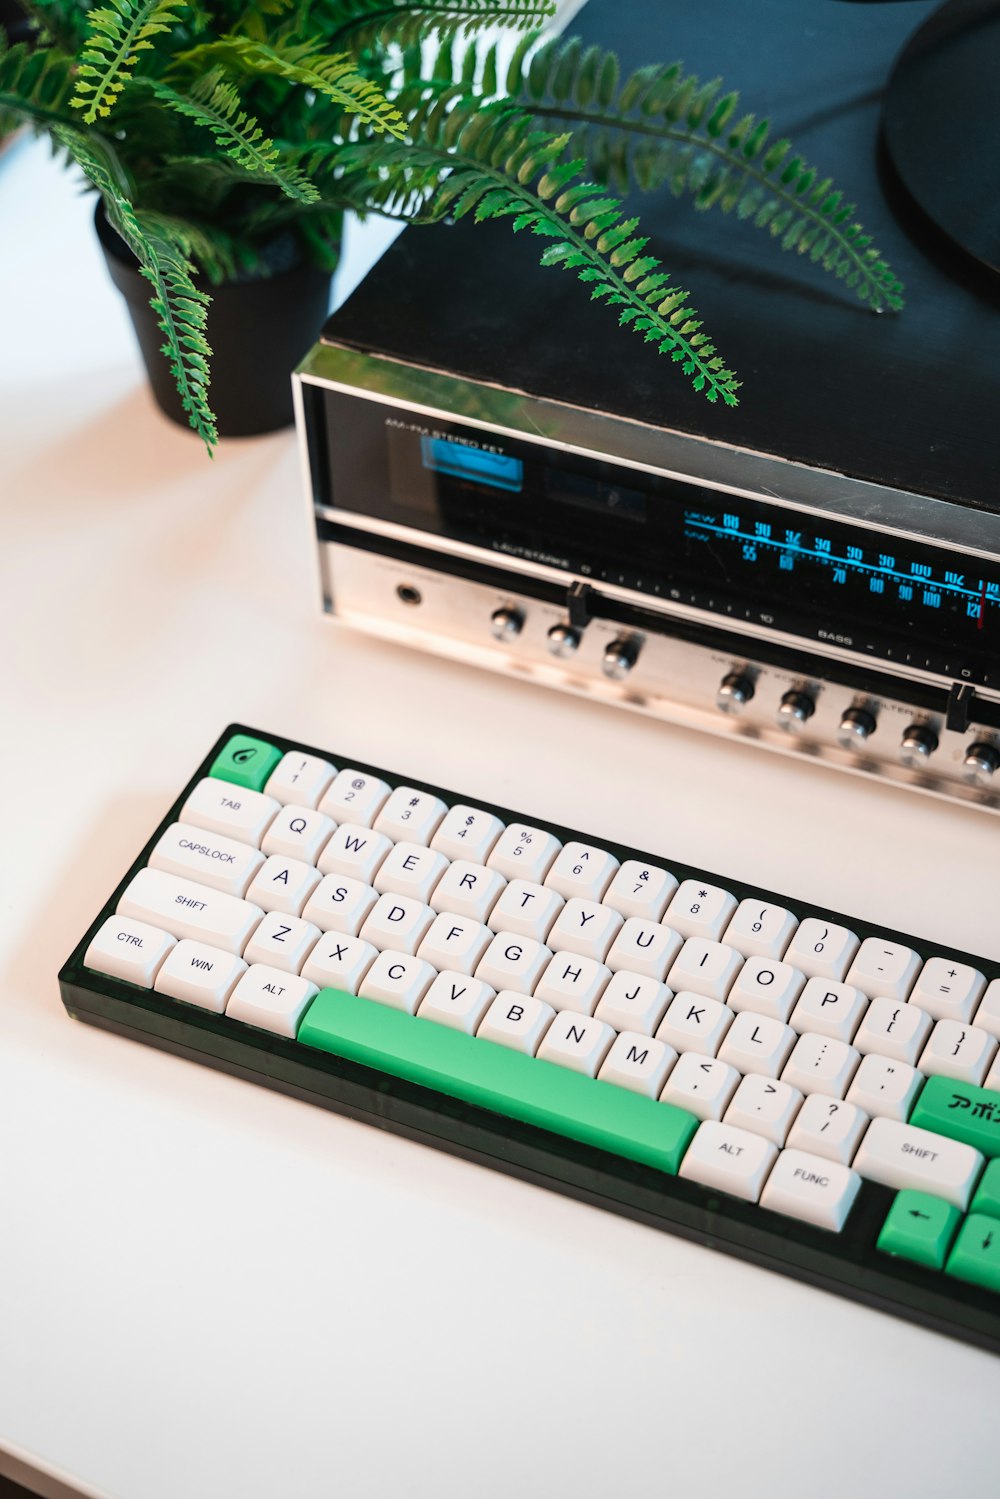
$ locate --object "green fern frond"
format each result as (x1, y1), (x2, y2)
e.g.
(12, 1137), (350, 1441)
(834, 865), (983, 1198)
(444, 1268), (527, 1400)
(0, 33), (76, 131)
(70, 0), (186, 123)
(322, 0), (554, 52)
(145, 70), (319, 202)
(53, 124), (217, 451)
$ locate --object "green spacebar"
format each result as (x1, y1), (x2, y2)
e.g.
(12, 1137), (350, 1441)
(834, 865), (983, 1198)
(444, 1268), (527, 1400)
(298, 989), (698, 1173)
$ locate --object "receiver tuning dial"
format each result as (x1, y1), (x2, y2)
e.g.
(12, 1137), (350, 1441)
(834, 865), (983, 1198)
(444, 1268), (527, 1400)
(602, 637), (640, 681)
(547, 623), (581, 659)
(776, 690), (816, 733)
(837, 707), (877, 750)
(963, 742), (1000, 787)
(716, 672), (755, 715)
(490, 606), (524, 642)
(900, 724), (939, 768)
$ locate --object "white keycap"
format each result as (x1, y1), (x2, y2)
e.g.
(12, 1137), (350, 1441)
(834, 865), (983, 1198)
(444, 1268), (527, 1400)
(149, 822), (264, 897)
(264, 751), (336, 809)
(718, 1010), (796, 1079)
(606, 918), (683, 981)
(418, 972), (497, 1035)
(318, 823), (393, 884)
(786, 1095), (869, 1167)
(487, 823), (562, 883)
(360, 950), (437, 1015)
(913, 958), (988, 1024)
(536, 953), (612, 1016)
(594, 971), (672, 1037)
(226, 965), (318, 1038)
(373, 842), (449, 904)
(660, 1053), (741, 1122)
(360, 893), (436, 956)
(302, 931), (378, 995)
(478, 992), (555, 1055)
(846, 1054), (923, 1122)
(975, 979), (1000, 1040)
(547, 899), (624, 963)
(246, 855), (321, 916)
(417, 913), (493, 976)
(154, 939), (246, 1010)
(665, 880), (738, 942)
(781, 1033), (860, 1099)
(760, 1149), (861, 1231)
(537, 1010), (616, 1078)
(430, 861), (506, 924)
(544, 842), (620, 902)
(430, 805), (505, 864)
(789, 977), (867, 1043)
(679, 1121), (778, 1202)
(985, 1051), (1000, 1092)
(243, 911), (320, 974)
(373, 786), (449, 846)
(319, 769), (392, 828)
(261, 804), (336, 865)
(784, 918), (860, 981)
(852, 996), (932, 1066)
(656, 992), (734, 1058)
(723, 899), (798, 960)
(725, 1074), (803, 1146)
(853, 1117), (983, 1209)
(598, 1031), (677, 1098)
(728, 956), (805, 1022)
(919, 1020), (998, 1086)
(666, 939), (743, 1002)
(489, 880), (564, 942)
(118, 868), (263, 956)
(179, 777), (279, 848)
(846, 938), (922, 1001)
(475, 933), (552, 996)
(602, 860), (677, 922)
(301, 874), (378, 937)
(85, 915), (175, 987)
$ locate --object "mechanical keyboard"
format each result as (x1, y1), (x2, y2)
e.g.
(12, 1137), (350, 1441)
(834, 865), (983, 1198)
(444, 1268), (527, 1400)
(59, 726), (1000, 1352)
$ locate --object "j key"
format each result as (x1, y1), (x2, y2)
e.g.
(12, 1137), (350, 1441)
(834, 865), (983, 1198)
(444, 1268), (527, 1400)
(723, 900), (798, 961)
(602, 860), (677, 922)
(118, 868), (263, 956)
(179, 777), (279, 849)
(918, 1021), (998, 1087)
(912, 958), (988, 1025)
(786, 1095), (869, 1168)
(852, 997), (932, 1067)
(846, 939), (921, 1002)
(487, 823), (562, 883)
(318, 770), (392, 828)
(594, 971), (672, 1037)
(149, 822), (264, 897)
(430, 805), (505, 865)
(784, 918), (860, 982)
(665, 881), (737, 942)
(544, 842), (620, 902)
(264, 752), (336, 809)
(679, 1121), (778, 1203)
(373, 787), (449, 846)
(853, 1117), (984, 1210)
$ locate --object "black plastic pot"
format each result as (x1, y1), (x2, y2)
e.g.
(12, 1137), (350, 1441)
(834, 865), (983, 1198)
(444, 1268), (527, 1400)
(95, 203), (335, 438)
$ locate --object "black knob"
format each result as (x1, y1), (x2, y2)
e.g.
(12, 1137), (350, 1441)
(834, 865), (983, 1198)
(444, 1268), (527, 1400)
(900, 724), (938, 767)
(777, 690), (815, 732)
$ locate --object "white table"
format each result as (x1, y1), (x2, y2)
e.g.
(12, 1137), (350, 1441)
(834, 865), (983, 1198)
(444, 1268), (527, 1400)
(3, 137), (998, 1499)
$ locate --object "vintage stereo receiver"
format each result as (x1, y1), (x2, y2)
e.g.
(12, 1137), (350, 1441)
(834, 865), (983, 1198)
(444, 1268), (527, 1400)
(294, 0), (1000, 814)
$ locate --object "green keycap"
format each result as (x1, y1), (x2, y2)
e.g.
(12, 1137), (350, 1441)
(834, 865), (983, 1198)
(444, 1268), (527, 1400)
(971, 1159), (1000, 1220)
(298, 989), (698, 1174)
(877, 1189), (961, 1270)
(947, 1214), (1000, 1294)
(209, 734), (283, 793)
(909, 1075), (1000, 1159)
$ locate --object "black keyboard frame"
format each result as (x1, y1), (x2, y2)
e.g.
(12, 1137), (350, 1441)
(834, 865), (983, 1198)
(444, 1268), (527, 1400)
(58, 725), (1000, 1354)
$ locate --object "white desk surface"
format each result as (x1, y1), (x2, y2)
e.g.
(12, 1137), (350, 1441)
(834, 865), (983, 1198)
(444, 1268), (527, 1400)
(3, 138), (999, 1499)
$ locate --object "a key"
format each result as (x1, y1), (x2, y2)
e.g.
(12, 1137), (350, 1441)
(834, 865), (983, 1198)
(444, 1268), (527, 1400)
(786, 1095), (868, 1167)
(430, 861), (506, 924)
(179, 777), (279, 848)
(301, 874), (378, 937)
(373, 787), (449, 846)
(781, 1033), (860, 1099)
(302, 931), (378, 995)
(360, 893), (436, 956)
(360, 950), (437, 1015)
(846, 1054), (923, 1122)
(319, 770), (392, 828)
(418, 972), (497, 1035)
(261, 804), (336, 866)
(475, 933), (552, 996)
(852, 996), (932, 1066)
(727, 956), (805, 1022)
(918, 1020), (998, 1087)
(789, 977), (867, 1043)
(263, 751), (336, 809)
(243, 911), (320, 974)
(487, 823), (562, 883)
(666, 939), (743, 1002)
(149, 822), (265, 897)
(535, 953), (612, 1016)
(724, 1074), (803, 1147)
(118, 868), (263, 956)
(537, 1010), (617, 1078)
(373, 842), (449, 905)
(544, 842), (620, 902)
(846, 938), (922, 1002)
(660, 1053), (741, 1122)
(489, 880), (564, 942)
(226, 965), (318, 1038)
(679, 1121), (778, 1202)
(602, 861), (677, 922)
(430, 805), (505, 865)
(665, 880), (737, 942)
(85, 915), (175, 987)
(154, 938), (247, 1011)
(853, 1117), (983, 1210)
(477, 991), (555, 1055)
(718, 1010), (796, 1079)
(723, 900), (798, 960)
(912, 958), (987, 1025)
(417, 913), (493, 976)
(606, 918), (683, 981)
(784, 918), (860, 982)
(246, 855), (321, 917)
(318, 823), (393, 885)
(594, 971), (672, 1037)
(598, 1031), (677, 1099)
(547, 899), (624, 963)
(760, 1149), (861, 1231)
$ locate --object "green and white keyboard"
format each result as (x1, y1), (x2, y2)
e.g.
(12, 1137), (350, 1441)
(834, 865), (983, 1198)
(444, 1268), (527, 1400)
(60, 726), (1000, 1352)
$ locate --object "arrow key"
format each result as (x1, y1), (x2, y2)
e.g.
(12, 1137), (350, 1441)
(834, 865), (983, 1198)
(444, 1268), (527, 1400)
(947, 1213), (1000, 1293)
(877, 1189), (961, 1270)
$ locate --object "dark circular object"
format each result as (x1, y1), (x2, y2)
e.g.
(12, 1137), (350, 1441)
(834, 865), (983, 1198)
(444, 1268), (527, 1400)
(396, 584), (423, 606)
(882, 0), (1000, 278)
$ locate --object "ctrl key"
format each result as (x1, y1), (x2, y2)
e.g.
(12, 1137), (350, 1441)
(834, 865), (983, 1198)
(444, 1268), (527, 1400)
(84, 916), (175, 987)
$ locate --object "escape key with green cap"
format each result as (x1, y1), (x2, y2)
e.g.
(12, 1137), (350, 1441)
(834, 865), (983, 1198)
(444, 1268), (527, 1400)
(209, 734), (283, 793)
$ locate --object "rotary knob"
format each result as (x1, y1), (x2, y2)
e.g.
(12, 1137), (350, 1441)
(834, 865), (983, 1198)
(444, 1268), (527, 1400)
(837, 707), (877, 750)
(900, 724), (939, 768)
(490, 606), (524, 642)
(716, 672), (755, 715)
(547, 623), (581, 659)
(602, 637), (640, 680)
(963, 741), (1000, 787)
(776, 690), (816, 732)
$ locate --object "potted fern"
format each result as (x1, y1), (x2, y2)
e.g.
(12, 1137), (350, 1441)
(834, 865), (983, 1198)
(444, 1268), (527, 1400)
(0, 1), (903, 452)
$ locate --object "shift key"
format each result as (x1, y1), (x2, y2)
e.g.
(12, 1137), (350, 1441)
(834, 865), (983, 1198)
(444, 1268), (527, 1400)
(853, 1117), (984, 1210)
(119, 867), (263, 955)
(909, 1075), (1000, 1160)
